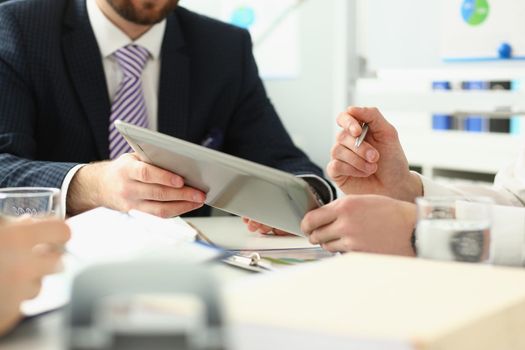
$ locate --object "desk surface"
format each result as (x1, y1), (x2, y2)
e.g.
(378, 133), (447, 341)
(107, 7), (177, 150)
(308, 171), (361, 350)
(3, 217), (525, 350)
(224, 253), (525, 350)
(0, 216), (313, 349)
(0, 263), (248, 350)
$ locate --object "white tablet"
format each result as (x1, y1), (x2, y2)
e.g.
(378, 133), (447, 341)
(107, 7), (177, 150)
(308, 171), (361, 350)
(115, 121), (322, 236)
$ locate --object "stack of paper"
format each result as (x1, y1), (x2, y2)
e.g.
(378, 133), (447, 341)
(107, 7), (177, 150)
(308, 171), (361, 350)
(21, 208), (220, 316)
(66, 208), (198, 262)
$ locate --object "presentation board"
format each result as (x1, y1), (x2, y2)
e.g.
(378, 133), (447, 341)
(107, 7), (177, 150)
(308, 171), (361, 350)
(441, 0), (525, 62)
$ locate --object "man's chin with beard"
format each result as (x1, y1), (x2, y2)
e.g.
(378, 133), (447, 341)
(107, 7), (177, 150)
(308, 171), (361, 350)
(106, 0), (180, 25)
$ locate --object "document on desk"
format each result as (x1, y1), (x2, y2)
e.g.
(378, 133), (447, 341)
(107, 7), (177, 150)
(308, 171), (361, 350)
(21, 207), (222, 316)
(186, 216), (333, 272)
(187, 216), (318, 251)
(66, 207), (198, 262)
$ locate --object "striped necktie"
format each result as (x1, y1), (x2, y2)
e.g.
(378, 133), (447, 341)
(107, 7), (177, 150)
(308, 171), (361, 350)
(108, 44), (150, 159)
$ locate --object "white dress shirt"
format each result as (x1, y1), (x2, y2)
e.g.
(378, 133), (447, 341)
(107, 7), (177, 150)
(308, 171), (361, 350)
(86, 0), (165, 131)
(61, 0), (166, 210)
(418, 149), (525, 266)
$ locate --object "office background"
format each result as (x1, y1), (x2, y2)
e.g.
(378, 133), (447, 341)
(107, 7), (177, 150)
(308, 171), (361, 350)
(0, 0), (520, 184)
(184, 0), (525, 186)
(183, 0), (351, 170)
(2, 2), (525, 348)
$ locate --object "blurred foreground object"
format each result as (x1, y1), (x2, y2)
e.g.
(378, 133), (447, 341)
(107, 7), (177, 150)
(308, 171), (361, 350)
(68, 262), (223, 350)
(225, 253), (525, 350)
(416, 197), (493, 263)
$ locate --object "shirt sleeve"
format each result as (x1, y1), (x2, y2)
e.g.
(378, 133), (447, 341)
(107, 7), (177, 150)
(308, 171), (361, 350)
(418, 172), (522, 206)
(494, 148), (525, 206)
(490, 204), (525, 267)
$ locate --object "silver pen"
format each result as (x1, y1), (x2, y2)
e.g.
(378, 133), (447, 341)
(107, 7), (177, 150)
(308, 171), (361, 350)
(354, 123), (369, 149)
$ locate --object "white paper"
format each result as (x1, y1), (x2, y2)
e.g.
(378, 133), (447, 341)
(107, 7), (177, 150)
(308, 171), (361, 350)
(66, 208), (196, 263)
(21, 208), (219, 316)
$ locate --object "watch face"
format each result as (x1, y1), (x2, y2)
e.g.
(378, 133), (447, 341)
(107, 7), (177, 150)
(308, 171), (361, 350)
(416, 219), (491, 263)
(416, 197), (493, 263)
(428, 206), (455, 220)
(449, 230), (485, 262)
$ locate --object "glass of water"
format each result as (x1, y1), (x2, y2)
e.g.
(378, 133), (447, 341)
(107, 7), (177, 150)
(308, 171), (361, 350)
(415, 196), (493, 263)
(0, 187), (62, 219)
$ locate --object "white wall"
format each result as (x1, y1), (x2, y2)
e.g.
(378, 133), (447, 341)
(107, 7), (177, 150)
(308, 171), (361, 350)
(356, 0), (525, 72)
(357, 0), (443, 71)
(354, 0), (525, 181)
(264, 0), (352, 169)
(181, 0), (353, 170)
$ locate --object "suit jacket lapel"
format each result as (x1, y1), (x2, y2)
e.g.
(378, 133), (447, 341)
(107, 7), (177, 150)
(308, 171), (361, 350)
(157, 11), (189, 139)
(62, 0), (110, 159)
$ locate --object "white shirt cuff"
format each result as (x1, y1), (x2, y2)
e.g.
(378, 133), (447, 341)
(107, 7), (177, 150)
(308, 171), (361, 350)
(417, 173), (460, 198)
(297, 174), (335, 203)
(418, 172), (522, 206)
(490, 204), (525, 267)
(60, 164), (86, 218)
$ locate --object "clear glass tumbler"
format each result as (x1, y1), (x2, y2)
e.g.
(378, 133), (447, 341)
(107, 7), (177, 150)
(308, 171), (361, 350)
(0, 187), (62, 219)
(415, 196), (493, 263)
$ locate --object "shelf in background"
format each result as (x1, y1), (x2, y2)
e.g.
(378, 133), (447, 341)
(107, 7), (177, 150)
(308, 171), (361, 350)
(356, 81), (525, 113)
(394, 112), (522, 175)
(354, 73), (524, 182)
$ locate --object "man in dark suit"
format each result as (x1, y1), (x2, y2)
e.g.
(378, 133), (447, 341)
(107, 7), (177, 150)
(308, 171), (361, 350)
(0, 0), (333, 229)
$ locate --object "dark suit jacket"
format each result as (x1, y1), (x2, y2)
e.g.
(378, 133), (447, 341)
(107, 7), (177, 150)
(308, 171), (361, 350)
(0, 0), (332, 215)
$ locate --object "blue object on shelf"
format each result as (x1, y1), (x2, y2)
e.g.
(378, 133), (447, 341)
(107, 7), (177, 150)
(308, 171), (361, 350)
(461, 81), (488, 90)
(432, 114), (453, 130)
(432, 81), (451, 90)
(432, 81), (453, 131)
(511, 80), (523, 135)
(511, 80), (522, 91)
(498, 42), (513, 59)
(462, 81), (488, 132)
(464, 117), (485, 132)
(510, 118), (522, 134)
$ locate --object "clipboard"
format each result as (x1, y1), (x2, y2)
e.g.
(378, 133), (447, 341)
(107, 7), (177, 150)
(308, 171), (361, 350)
(188, 220), (331, 273)
(222, 252), (274, 273)
(188, 221), (272, 272)
(115, 120), (323, 236)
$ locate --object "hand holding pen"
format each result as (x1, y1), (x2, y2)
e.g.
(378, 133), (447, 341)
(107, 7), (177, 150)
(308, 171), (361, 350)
(328, 107), (380, 183)
(354, 123), (369, 149)
(326, 106), (422, 202)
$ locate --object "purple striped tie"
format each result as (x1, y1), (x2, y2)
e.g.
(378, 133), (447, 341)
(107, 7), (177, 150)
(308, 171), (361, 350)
(108, 44), (150, 159)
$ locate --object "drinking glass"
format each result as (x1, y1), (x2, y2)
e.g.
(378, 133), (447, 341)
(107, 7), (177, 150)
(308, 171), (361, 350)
(415, 196), (493, 263)
(0, 187), (62, 219)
